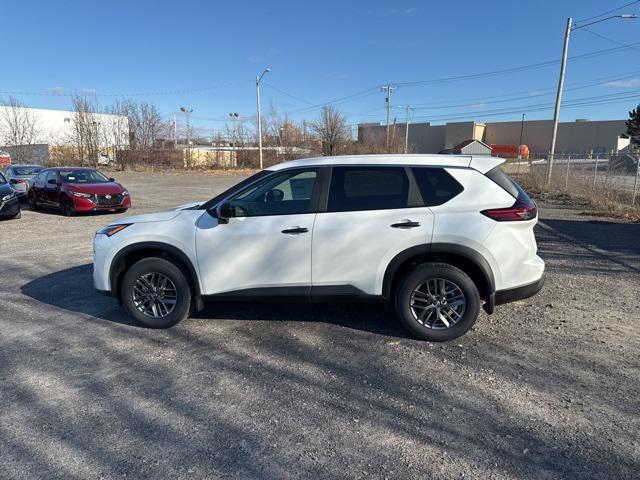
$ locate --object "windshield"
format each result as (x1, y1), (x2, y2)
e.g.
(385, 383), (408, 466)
(14, 166), (43, 176)
(59, 169), (110, 184)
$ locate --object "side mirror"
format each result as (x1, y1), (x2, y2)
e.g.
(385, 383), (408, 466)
(215, 202), (235, 224)
(109, 177), (115, 182)
(47, 178), (57, 185)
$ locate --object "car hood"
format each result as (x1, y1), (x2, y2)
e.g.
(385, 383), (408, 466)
(0, 183), (15, 196)
(65, 182), (124, 195)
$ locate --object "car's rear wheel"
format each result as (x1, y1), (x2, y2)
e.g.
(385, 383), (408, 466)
(12, 209), (21, 219)
(121, 257), (192, 328)
(395, 262), (480, 341)
(60, 197), (75, 217)
(28, 192), (39, 210)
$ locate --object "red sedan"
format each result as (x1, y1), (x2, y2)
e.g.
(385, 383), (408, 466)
(29, 167), (131, 216)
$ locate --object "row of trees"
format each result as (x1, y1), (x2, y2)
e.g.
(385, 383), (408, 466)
(0, 93), (411, 168)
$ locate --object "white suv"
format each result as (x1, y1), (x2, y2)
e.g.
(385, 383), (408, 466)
(93, 154), (544, 341)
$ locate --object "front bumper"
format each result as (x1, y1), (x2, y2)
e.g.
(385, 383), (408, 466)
(0, 196), (20, 217)
(495, 273), (546, 305)
(73, 195), (131, 212)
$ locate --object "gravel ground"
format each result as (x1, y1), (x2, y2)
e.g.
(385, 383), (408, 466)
(1, 170), (639, 479)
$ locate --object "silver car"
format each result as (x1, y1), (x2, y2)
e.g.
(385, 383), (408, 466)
(2, 164), (45, 198)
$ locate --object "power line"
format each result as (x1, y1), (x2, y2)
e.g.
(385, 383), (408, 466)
(575, 0), (640, 23)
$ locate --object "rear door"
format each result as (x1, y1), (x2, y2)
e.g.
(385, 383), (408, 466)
(311, 166), (434, 296)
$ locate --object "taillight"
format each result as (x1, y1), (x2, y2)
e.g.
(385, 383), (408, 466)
(481, 197), (537, 222)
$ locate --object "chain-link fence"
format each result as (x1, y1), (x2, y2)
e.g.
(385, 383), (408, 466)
(505, 152), (640, 207)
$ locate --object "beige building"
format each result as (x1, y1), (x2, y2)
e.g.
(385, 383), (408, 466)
(358, 119), (630, 155)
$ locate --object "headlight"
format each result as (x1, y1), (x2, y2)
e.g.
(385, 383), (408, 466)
(122, 190), (129, 197)
(2, 193), (16, 202)
(71, 191), (93, 198)
(96, 224), (132, 237)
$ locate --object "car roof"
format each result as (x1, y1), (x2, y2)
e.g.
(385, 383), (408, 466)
(9, 164), (44, 168)
(51, 167), (97, 171)
(266, 154), (504, 174)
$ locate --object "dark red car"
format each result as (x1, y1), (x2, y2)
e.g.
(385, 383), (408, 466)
(29, 167), (131, 216)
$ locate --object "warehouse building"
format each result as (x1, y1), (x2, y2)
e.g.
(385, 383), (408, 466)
(358, 119), (630, 155)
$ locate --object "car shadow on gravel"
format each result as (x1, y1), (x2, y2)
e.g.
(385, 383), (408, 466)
(20, 263), (412, 339)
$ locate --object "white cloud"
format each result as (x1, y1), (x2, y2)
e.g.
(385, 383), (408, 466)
(467, 102), (488, 109)
(603, 78), (640, 88)
(47, 86), (65, 96)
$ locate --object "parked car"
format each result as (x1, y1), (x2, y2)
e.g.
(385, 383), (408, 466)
(29, 167), (130, 216)
(0, 151), (11, 167)
(0, 172), (21, 219)
(3, 164), (45, 198)
(93, 154), (544, 341)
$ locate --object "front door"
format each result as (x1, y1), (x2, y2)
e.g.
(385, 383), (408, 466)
(196, 168), (320, 295)
(311, 166), (435, 296)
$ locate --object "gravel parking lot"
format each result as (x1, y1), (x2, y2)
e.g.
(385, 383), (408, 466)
(1, 170), (639, 479)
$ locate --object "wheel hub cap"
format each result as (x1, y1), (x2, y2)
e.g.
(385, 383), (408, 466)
(132, 272), (178, 319)
(409, 278), (466, 330)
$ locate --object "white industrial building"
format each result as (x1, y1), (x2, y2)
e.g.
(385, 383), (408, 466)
(0, 106), (129, 146)
(358, 119), (631, 156)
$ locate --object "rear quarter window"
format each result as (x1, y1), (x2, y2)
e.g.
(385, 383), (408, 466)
(412, 167), (463, 206)
(485, 166), (531, 201)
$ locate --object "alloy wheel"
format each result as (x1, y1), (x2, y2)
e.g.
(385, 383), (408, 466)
(132, 272), (178, 319)
(410, 278), (466, 330)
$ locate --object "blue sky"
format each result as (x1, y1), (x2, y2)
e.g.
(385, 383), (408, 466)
(2, 0), (639, 133)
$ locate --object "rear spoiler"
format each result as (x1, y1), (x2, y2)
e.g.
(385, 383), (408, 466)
(468, 155), (505, 174)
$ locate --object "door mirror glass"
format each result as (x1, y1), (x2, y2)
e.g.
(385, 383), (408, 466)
(215, 202), (235, 224)
(109, 177), (115, 182)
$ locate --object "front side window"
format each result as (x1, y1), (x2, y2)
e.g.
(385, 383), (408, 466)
(327, 167), (410, 212)
(59, 169), (109, 184)
(36, 170), (48, 182)
(46, 170), (58, 183)
(412, 167), (463, 206)
(226, 168), (318, 216)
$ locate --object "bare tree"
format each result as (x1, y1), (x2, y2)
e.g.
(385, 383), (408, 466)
(68, 94), (101, 166)
(0, 96), (42, 162)
(123, 100), (169, 149)
(103, 100), (131, 168)
(312, 105), (351, 156)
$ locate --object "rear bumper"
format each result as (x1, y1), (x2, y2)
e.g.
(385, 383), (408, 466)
(495, 273), (545, 305)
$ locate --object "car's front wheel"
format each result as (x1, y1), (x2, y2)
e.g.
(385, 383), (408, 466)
(395, 262), (481, 341)
(121, 257), (192, 328)
(28, 192), (39, 210)
(60, 197), (75, 217)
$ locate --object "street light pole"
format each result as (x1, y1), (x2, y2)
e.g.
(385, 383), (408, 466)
(256, 67), (270, 170)
(546, 14), (637, 185)
(180, 107), (193, 167)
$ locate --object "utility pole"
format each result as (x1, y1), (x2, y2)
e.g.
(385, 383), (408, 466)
(518, 113), (526, 161)
(173, 113), (177, 149)
(180, 107), (193, 167)
(256, 67), (270, 170)
(547, 14), (637, 185)
(381, 84), (395, 150)
(547, 17), (572, 185)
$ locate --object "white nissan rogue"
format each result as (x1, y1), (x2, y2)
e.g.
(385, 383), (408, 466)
(94, 154), (544, 341)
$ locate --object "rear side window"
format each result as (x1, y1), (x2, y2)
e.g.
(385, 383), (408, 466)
(412, 167), (463, 206)
(327, 167), (410, 212)
(485, 166), (519, 198)
(485, 166), (532, 201)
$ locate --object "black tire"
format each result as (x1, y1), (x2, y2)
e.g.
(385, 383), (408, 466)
(121, 257), (192, 328)
(12, 209), (21, 219)
(115, 208), (128, 214)
(28, 192), (39, 210)
(60, 197), (75, 217)
(395, 262), (481, 342)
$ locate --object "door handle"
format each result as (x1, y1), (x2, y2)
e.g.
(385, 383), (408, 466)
(390, 220), (421, 229)
(281, 226), (309, 234)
